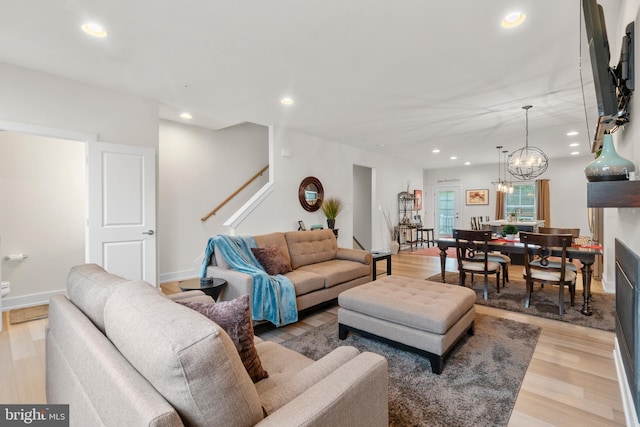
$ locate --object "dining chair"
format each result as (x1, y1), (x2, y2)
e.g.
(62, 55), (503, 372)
(478, 224), (511, 286)
(452, 229), (501, 300)
(538, 227), (580, 272)
(520, 232), (577, 315)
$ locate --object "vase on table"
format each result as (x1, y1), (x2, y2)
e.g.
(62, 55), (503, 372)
(584, 134), (635, 182)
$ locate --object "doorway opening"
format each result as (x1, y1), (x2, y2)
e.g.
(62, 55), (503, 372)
(353, 165), (373, 250)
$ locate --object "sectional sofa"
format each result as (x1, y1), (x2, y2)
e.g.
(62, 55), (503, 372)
(46, 263), (389, 426)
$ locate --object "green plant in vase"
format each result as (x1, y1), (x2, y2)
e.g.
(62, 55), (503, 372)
(321, 197), (343, 229)
(502, 224), (518, 239)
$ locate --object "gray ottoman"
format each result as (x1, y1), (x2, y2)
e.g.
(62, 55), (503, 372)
(338, 275), (476, 374)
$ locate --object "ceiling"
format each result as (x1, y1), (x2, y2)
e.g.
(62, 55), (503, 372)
(0, 0), (624, 169)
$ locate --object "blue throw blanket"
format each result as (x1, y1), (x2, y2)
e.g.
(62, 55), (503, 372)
(201, 235), (298, 327)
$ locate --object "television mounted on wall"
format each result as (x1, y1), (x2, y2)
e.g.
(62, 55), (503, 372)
(582, 0), (634, 152)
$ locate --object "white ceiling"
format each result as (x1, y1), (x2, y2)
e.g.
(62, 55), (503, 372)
(0, 0), (624, 169)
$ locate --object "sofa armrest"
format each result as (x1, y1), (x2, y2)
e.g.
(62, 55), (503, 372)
(260, 346), (361, 414)
(336, 248), (372, 265)
(256, 352), (388, 427)
(205, 265), (254, 301)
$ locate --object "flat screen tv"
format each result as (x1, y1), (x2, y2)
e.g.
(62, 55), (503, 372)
(582, 0), (634, 151)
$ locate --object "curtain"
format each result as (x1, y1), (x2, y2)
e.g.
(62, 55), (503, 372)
(495, 191), (505, 220)
(536, 179), (550, 227)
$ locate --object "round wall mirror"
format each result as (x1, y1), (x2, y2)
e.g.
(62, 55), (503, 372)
(298, 176), (324, 212)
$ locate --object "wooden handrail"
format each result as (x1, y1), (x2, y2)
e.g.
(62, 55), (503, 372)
(201, 165), (269, 222)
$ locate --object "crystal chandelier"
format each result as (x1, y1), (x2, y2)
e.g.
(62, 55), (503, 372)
(507, 105), (548, 180)
(492, 146), (514, 193)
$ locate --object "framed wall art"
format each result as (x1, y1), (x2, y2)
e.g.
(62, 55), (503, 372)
(413, 190), (423, 210)
(466, 189), (489, 205)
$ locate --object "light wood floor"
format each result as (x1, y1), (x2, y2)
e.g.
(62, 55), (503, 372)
(1, 253), (626, 426)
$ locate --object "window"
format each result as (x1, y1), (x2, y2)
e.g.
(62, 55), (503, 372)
(505, 183), (535, 220)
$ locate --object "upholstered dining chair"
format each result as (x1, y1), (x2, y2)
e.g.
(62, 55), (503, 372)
(452, 229), (501, 300)
(478, 224), (511, 286)
(520, 232), (577, 315)
(538, 227), (580, 272)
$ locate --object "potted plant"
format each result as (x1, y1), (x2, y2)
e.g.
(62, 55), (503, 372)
(502, 224), (518, 240)
(321, 197), (343, 229)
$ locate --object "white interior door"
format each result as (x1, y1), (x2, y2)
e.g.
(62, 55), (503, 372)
(434, 186), (461, 238)
(87, 141), (156, 284)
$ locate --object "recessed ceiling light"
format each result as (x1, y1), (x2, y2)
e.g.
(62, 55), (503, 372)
(179, 112), (192, 119)
(81, 22), (108, 38)
(464, 162), (471, 166)
(566, 131), (579, 136)
(569, 142), (579, 147)
(501, 12), (526, 28)
(280, 97), (294, 105)
(571, 151), (580, 155)
(432, 149), (440, 153)
(450, 156), (457, 160)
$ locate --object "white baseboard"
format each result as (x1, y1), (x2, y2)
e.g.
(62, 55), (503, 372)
(1, 289), (66, 311)
(614, 338), (640, 427)
(159, 269), (199, 284)
(602, 274), (615, 293)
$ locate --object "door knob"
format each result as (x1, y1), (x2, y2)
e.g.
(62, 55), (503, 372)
(142, 230), (155, 235)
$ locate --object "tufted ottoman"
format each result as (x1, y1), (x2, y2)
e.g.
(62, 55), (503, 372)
(338, 275), (476, 374)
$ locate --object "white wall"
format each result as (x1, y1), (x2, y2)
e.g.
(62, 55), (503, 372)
(231, 126), (423, 253)
(158, 120), (268, 281)
(0, 62), (159, 147)
(0, 132), (85, 307)
(156, 125), (423, 280)
(0, 62), (159, 309)
(423, 154), (593, 236)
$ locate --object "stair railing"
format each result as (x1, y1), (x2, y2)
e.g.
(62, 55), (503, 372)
(201, 165), (269, 222)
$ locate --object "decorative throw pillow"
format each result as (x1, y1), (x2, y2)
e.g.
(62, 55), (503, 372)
(251, 244), (292, 275)
(178, 294), (268, 382)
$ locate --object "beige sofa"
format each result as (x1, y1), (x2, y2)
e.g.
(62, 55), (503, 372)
(46, 264), (388, 427)
(206, 229), (373, 314)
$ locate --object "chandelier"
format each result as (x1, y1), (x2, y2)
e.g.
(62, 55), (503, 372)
(507, 105), (548, 180)
(492, 145), (514, 193)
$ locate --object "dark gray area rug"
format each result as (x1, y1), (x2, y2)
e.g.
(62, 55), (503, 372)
(426, 272), (615, 332)
(280, 315), (540, 427)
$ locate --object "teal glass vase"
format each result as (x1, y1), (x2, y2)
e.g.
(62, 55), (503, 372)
(584, 134), (635, 182)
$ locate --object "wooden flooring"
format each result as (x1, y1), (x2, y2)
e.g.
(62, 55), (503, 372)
(1, 253), (627, 426)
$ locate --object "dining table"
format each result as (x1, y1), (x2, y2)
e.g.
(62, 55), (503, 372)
(436, 237), (604, 316)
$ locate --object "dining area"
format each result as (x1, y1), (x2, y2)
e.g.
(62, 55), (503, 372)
(434, 227), (604, 317)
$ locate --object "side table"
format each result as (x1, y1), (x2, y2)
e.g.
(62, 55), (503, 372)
(179, 277), (227, 301)
(371, 252), (392, 280)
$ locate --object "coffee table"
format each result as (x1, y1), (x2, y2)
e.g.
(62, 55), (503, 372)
(179, 277), (227, 301)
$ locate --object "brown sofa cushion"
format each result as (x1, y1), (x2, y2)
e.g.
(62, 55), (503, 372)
(297, 259), (371, 288)
(251, 245), (292, 275)
(285, 229), (338, 270)
(284, 269), (325, 296)
(178, 295), (268, 383)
